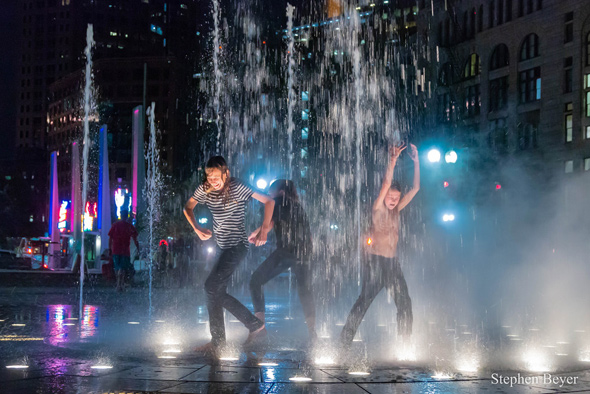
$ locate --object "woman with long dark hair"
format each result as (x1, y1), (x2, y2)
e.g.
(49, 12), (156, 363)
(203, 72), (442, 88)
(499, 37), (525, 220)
(248, 179), (316, 340)
(183, 156), (275, 355)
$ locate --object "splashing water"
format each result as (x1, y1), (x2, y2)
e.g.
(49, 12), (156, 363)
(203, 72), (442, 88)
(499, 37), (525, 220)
(79, 24), (95, 318)
(145, 102), (163, 321)
(285, 3), (296, 177)
(212, 0), (222, 153)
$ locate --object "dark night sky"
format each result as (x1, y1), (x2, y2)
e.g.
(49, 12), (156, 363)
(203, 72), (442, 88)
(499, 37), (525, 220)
(0, 0), (18, 164)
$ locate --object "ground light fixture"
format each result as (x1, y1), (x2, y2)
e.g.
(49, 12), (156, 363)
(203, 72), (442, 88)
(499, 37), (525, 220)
(427, 149), (441, 163)
(445, 150), (458, 163)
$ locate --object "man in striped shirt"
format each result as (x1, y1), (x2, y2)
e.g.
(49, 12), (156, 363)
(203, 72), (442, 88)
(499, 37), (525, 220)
(184, 156), (274, 355)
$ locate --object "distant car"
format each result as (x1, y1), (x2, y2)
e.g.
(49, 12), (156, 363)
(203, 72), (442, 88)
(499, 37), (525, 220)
(0, 249), (33, 270)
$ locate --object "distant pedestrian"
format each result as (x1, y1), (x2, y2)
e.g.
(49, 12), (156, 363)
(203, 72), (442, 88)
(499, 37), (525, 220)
(108, 210), (139, 292)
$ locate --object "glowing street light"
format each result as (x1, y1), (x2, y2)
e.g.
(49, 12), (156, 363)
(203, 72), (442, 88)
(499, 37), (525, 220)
(256, 179), (268, 189)
(444, 150), (458, 163)
(442, 213), (455, 222)
(427, 149), (441, 163)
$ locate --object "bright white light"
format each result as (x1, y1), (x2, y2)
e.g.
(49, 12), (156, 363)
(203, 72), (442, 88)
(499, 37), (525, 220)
(427, 149), (441, 163)
(523, 350), (551, 372)
(198, 217), (208, 224)
(128, 322), (140, 325)
(163, 349), (181, 353)
(64, 323), (75, 326)
(348, 371), (370, 375)
(207, 247), (214, 254)
(445, 150), (458, 163)
(11, 324), (25, 327)
(442, 213), (455, 222)
(314, 356), (335, 365)
(154, 320), (165, 323)
(256, 179), (268, 189)
(162, 339), (180, 346)
(6, 365), (28, 369)
(158, 356), (176, 359)
(219, 357), (239, 361)
(289, 376), (312, 382)
(431, 372), (453, 379)
(258, 362), (279, 366)
(91, 365), (113, 369)
(330, 224), (339, 230)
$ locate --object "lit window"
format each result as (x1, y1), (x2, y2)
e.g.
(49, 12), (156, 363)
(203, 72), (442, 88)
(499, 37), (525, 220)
(301, 147), (308, 159)
(301, 127), (309, 140)
(586, 126), (590, 139)
(464, 53), (480, 78)
(302, 91), (309, 101)
(565, 160), (574, 173)
(301, 109), (309, 120)
(519, 67), (541, 103)
(585, 158), (590, 171)
(565, 113), (573, 142)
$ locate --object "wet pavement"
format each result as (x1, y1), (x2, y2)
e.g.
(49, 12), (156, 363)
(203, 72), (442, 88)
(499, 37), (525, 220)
(1, 286), (590, 393)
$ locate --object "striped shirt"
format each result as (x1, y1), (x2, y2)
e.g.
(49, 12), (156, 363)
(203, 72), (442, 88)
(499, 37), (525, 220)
(192, 177), (254, 249)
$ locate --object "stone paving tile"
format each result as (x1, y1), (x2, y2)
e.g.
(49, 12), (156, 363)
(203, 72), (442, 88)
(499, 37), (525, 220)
(260, 367), (343, 383)
(266, 382), (368, 393)
(181, 365), (262, 383)
(359, 380), (561, 394)
(319, 367), (478, 383)
(161, 381), (274, 393)
(108, 365), (205, 381)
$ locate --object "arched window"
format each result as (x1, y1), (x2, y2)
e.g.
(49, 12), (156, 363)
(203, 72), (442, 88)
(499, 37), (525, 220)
(490, 44), (510, 70)
(464, 53), (480, 78)
(520, 33), (539, 61)
(439, 62), (454, 86)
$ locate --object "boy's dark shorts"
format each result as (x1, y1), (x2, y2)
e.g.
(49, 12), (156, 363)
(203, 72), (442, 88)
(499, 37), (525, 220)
(113, 255), (133, 271)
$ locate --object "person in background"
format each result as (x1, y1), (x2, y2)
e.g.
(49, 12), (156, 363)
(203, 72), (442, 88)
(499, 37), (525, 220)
(108, 209), (140, 292)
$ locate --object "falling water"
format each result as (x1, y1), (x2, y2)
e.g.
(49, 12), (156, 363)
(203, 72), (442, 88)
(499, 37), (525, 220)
(79, 24), (95, 317)
(351, 10), (363, 284)
(145, 102), (163, 321)
(285, 3), (296, 178)
(212, 0), (222, 153)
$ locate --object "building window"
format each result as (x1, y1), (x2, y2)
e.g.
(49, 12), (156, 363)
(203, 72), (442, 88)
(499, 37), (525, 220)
(565, 111), (573, 143)
(585, 158), (590, 171)
(490, 44), (510, 70)
(527, 0), (534, 14)
(489, 76), (509, 111)
(518, 0), (524, 17)
(301, 91), (309, 101)
(478, 5), (484, 32)
(506, 0), (512, 21)
(564, 57), (573, 93)
(497, 0), (504, 25)
(518, 123), (537, 149)
(489, 0), (495, 28)
(440, 92), (455, 123)
(464, 54), (480, 78)
(519, 67), (541, 103)
(537, 0), (542, 10)
(465, 84), (481, 117)
(565, 160), (574, 173)
(439, 62), (453, 86)
(520, 33), (539, 61)
(301, 109), (309, 120)
(565, 12), (573, 43)
(301, 127), (309, 140)
(586, 32), (590, 66)
(488, 118), (508, 151)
